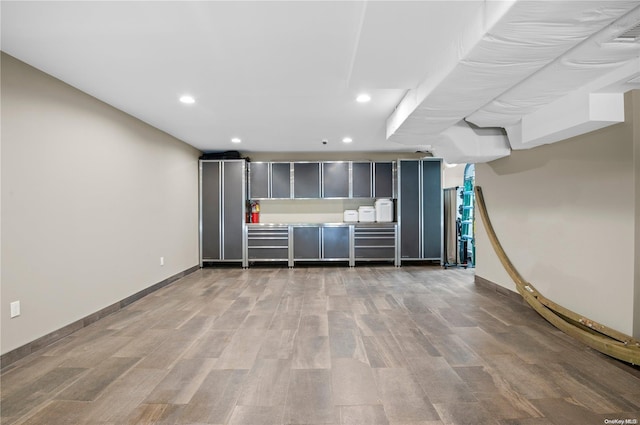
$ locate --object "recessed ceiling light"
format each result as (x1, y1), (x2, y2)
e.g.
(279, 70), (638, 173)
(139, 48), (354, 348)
(179, 95), (195, 104)
(231, 137), (241, 143)
(342, 137), (353, 143)
(356, 94), (371, 103)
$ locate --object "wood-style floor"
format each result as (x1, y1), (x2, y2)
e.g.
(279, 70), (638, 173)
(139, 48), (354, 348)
(1, 266), (639, 425)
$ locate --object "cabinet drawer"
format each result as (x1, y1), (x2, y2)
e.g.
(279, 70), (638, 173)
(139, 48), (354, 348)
(247, 238), (288, 248)
(248, 227), (288, 236)
(354, 246), (395, 259)
(354, 237), (395, 248)
(248, 247), (289, 260)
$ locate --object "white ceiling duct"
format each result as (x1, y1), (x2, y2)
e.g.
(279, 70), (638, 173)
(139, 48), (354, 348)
(468, 4), (640, 135)
(426, 121), (511, 164)
(387, 1), (639, 163)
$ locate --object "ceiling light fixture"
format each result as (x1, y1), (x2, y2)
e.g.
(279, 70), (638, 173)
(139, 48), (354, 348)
(231, 137), (241, 143)
(356, 94), (371, 103)
(179, 95), (195, 104)
(342, 137), (353, 143)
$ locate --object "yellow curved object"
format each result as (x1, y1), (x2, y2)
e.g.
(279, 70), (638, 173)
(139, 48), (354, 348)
(474, 186), (640, 365)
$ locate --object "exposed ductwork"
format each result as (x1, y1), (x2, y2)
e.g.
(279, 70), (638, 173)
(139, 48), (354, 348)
(387, 1), (640, 164)
(425, 121), (511, 165)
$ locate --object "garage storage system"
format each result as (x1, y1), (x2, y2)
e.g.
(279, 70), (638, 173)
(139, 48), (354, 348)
(398, 158), (443, 263)
(199, 160), (246, 265)
(200, 158), (442, 267)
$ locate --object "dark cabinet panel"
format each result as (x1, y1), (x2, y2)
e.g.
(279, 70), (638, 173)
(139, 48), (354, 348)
(374, 162), (394, 198)
(201, 161), (221, 260)
(399, 160), (421, 259)
(249, 162), (269, 199)
(271, 163), (291, 199)
(322, 162), (349, 198)
(422, 161), (442, 259)
(222, 161), (245, 260)
(398, 159), (442, 262)
(293, 163), (321, 198)
(293, 226), (321, 259)
(322, 227), (350, 259)
(200, 160), (245, 264)
(352, 162), (372, 198)
(247, 227), (289, 261)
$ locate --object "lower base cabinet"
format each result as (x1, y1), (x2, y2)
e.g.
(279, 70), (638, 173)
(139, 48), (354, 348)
(244, 224), (397, 267)
(246, 226), (289, 263)
(292, 225), (350, 262)
(354, 226), (396, 261)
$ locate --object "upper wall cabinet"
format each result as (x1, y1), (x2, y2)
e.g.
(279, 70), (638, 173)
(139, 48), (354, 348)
(248, 162), (269, 199)
(249, 162), (292, 199)
(322, 162), (349, 198)
(271, 162), (292, 199)
(352, 162), (372, 198)
(293, 162), (321, 198)
(373, 162), (394, 199)
(248, 160), (396, 200)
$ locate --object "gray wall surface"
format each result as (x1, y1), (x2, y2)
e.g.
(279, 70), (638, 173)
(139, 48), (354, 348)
(1, 53), (201, 354)
(475, 90), (639, 337)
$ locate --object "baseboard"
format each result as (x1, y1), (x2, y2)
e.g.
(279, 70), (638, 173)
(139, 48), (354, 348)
(0, 265), (200, 370)
(474, 275), (527, 305)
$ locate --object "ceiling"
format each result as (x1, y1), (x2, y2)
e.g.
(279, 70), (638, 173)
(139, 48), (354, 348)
(2, 1), (640, 162)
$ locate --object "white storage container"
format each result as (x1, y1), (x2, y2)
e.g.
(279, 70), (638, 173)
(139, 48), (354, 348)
(343, 210), (358, 222)
(358, 206), (376, 223)
(375, 199), (393, 222)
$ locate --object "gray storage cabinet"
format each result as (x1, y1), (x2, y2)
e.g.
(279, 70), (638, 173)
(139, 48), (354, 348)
(293, 226), (321, 259)
(322, 162), (349, 198)
(352, 162), (372, 198)
(246, 225), (289, 262)
(249, 162), (292, 199)
(293, 224), (350, 262)
(293, 162), (321, 198)
(354, 224), (397, 263)
(374, 162), (394, 198)
(200, 160), (246, 264)
(398, 158), (443, 262)
(248, 162), (269, 199)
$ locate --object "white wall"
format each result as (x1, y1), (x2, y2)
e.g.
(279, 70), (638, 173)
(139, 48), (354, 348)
(634, 91), (640, 336)
(1, 53), (201, 354)
(475, 90), (639, 337)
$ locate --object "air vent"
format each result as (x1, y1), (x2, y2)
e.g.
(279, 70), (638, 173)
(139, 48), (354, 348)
(614, 21), (640, 42)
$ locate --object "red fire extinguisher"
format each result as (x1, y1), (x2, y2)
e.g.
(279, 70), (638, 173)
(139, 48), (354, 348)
(250, 201), (260, 223)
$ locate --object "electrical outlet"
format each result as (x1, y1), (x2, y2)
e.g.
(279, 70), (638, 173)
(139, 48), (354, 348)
(10, 301), (20, 318)
(160, 256), (165, 266)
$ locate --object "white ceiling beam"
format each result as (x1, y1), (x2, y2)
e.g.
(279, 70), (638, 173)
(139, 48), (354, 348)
(506, 92), (625, 150)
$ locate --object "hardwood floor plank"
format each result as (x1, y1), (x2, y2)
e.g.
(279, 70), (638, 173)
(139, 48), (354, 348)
(237, 358), (291, 407)
(362, 335), (408, 368)
(214, 330), (267, 370)
(228, 405), (285, 425)
(331, 358), (379, 406)
(179, 369), (247, 424)
(432, 402), (499, 425)
(55, 356), (140, 401)
(3, 266), (639, 425)
(79, 367), (168, 424)
(144, 358), (216, 405)
(18, 400), (91, 425)
(284, 369), (336, 425)
(257, 330), (297, 360)
(329, 329), (369, 363)
(373, 368), (440, 423)
(182, 330), (234, 359)
(339, 405), (389, 425)
(1, 367), (86, 419)
(292, 336), (331, 369)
